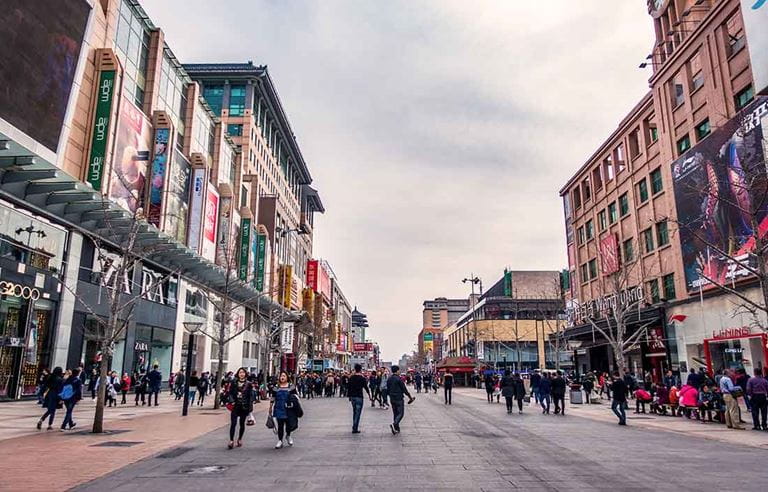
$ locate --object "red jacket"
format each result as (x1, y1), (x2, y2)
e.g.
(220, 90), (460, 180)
(679, 385), (698, 407)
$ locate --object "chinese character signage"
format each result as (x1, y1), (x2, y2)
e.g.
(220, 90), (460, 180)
(599, 234), (620, 275)
(254, 233), (267, 291)
(86, 70), (115, 191)
(306, 259), (318, 291)
(238, 217), (251, 281)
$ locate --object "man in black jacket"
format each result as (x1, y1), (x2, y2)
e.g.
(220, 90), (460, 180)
(387, 366), (414, 434)
(551, 371), (567, 415)
(610, 371), (628, 426)
(347, 364), (371, 434)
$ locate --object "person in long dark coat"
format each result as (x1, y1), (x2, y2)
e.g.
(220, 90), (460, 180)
(501, 370), (516, 414)
(37, 367), (64, 430)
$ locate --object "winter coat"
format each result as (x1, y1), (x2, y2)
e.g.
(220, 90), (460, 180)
(286, 392), (303, 433)
(679, 385), (698, 407)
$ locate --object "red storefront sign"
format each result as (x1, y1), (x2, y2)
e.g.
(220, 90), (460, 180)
(711, 327), (751, 340)
(306, 259), (318, 291)
(353, 342), (373, 352)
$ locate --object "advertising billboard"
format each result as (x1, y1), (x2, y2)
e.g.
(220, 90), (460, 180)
(216, 193), (232, 267)
(318, 263), (331, 302)
(306, 259), (319, 291)
(187, 168), (206, 252)
(109, 97), (151, 212)
(671, 98), (768, 292)
(238, 217), (251, 281)
(201, 188), (218, 262)
(0, 0), (91, 152)
(85, 70), (116, 191)
(148, 128), (171, 227)
(741, 0), (768, 94)
(353, 342), (373, 353)
(165, 150), (191, 244)
(254, 233), (267, 291)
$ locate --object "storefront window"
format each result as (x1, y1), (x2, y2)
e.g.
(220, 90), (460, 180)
(151, 327), (173, 377)
(0, 202), (67, 273)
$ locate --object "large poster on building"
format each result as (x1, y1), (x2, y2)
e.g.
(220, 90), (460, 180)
(0, 0), (90, 152)
(201, 188), (218, 261)
(109, 97), (151, 213)
(216, 193), (233, 267)
(187, 168), (206, 252)
(165, 151), (191, 244)
(148, 128), (171, 227)
(671, 98), (768, 292)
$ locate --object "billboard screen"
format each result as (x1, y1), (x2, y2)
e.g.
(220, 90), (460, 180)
(741, 0), (768, 94)
(109, 97), (151, 213)
(201, 188), (218, 261)
(165, 151), (191, 244)
(671, 98), (768, 292)
(148, 128), (171, 227)
(0, 0), (90, 151)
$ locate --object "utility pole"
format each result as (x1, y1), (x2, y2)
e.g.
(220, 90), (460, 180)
(462, 274), (481, 363)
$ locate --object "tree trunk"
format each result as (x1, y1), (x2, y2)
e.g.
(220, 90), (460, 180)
(614, 346), (626, 376)
(92, 342), (110, 433)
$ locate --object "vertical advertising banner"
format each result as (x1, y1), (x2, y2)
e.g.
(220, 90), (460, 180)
(201, 188), (219, 261)
(216, 194), (232, 267)
(503, 269), (512, 297)
(238, 217), (251, 281)
(109, 96), (151, 212)
(599, 234), (620, 275)
(187, 168), (206, 252)
(165, 151), (191, 244)
(86, 70), (116, 190)
(282, 265), (293, 308)
(306, 259), (319, 291)
(147, 128), (170, 227)
(671, 99), (768, 292)
(254, 233), (267, 291)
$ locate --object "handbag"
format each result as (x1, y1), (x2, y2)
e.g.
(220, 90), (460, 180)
(265, 414), (275, 429)
(246, 412), (255, 426)
(730, 387), (744, 398)
(226, 402), (234, 412)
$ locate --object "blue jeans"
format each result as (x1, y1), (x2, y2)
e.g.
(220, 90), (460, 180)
(350, 397), (364, 431)
(539, 393), (550, 413)
(188, 389), (196, 405)
(612, 399), (627, 424)
(61, 400), (76, 429)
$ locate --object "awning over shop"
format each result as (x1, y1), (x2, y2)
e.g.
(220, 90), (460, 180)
(561, 306), (665, 344)
(0, 145), (282, 315)
(436, 356), (477, 373)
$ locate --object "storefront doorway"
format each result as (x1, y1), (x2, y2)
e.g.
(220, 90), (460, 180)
(704, 332), (768, 375)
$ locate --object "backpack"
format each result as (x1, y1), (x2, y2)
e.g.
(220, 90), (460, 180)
(59, 384), (74, 400)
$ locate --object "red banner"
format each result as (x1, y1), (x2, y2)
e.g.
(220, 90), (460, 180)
(599, 234), (620, 275)
(353, 342), (373, 352)
(306, 259), (318, 291)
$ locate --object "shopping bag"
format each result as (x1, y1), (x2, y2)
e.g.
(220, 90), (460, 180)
(265, 414), (275, 429)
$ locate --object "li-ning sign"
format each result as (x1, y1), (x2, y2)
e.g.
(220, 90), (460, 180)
(0, 281), (41, 300)
(568, 286), (645, 325)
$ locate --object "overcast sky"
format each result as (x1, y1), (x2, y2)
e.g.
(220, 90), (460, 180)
(143, 0), (655, 361)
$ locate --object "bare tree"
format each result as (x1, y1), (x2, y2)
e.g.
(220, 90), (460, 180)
(57, 204), (176, 433)
(580, 253), (657, 376)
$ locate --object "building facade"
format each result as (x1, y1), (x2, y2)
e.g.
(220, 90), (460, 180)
(0, 0), (326, 398)
(560, 0), (768, 378)
(418, 297), (469, 364)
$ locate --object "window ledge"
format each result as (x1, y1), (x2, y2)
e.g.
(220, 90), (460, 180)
(689, 84), (704, 97)
(657, 243), (672, 252)
(652, 189), (665, 199)
(672, 101), (685, 113)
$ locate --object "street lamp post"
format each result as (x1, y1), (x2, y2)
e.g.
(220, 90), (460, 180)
(462, 274), (481, 360)
(182, 321), (203, 416)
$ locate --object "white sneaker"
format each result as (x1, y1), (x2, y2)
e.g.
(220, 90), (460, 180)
(275, 440), (283, 449)
(287, 436), (294, 446)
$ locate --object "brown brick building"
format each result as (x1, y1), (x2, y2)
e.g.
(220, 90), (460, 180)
(560, 0), (767, 378)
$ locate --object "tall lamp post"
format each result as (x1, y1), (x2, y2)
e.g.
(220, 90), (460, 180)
(182, 321), (203, 416)
(462, 274), (482, 359)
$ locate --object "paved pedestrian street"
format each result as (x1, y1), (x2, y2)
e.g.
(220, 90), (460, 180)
(77, 389), (767, 492)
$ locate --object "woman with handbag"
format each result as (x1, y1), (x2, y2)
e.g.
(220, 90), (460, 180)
(226, 367), (253, 449)
(37, 367), (64, 430)
(270, 371), (298, 449)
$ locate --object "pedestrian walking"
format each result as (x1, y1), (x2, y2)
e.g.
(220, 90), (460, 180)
(188, 371), (199, 406)
(197, 373), (209, 406)
(443, 370), (454, 405)
(120, 372), (130, 404)
(512, 372), (526, 414)
(174, 370), (185, 400)
(36, 368), (49, 405)
(379, 369), (390, 409)
(387, 365), (414, 434)
(270, 372), (301, 448)
(60, 368), (83, 430)
(539, 373), (552, 414)
(105, 371), (119, 407)
(348, 364), (371, 433)
(501, 370), (515, 414)
(530, 369), (541, 404)
(134, 371), (147, 405)
(746, 368), (768, 431)
(551, 371), (566, 415)
(720, 369), (745, 430)
(610, 371), (628, 426)
(147, 364), (162, 406)
(226, 368), (253, 449)
(484, 373), (495, 403)
(37, 367), (64, 430)
(415, 371), (423, 394)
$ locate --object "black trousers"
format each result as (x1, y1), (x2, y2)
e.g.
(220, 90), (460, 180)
(391, 399), (405, 430)
(276, 417), (291, 440)
(751, 394), (767, 428)
(553, 394), (565, 414)
(504, 396), (513, 412)
(444, 387), (452, 404)
(229, 411), (247, 441)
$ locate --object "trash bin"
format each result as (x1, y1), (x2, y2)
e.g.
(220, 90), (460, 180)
(570, 389), (583, 404)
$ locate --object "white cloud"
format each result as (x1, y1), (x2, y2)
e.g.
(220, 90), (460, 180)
(142, 0), (656, 361)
